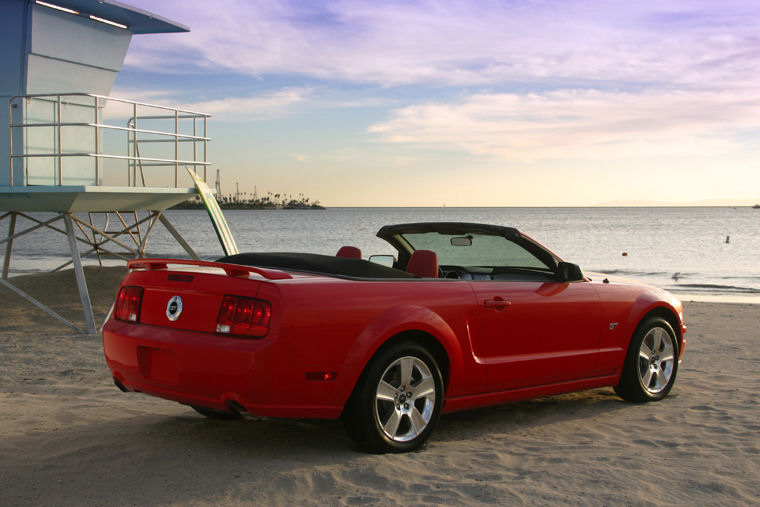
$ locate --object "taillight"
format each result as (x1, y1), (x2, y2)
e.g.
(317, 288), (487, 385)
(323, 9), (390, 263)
(216, 295), (271, 337)
(115, 286), (143, 322)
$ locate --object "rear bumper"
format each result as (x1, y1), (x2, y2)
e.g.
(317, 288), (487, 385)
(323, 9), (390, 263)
(102, 319), (354, 419)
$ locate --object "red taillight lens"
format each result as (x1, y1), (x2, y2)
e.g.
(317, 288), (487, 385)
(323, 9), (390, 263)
(115, 286), (143, 322)
(216, 295), (271, 337)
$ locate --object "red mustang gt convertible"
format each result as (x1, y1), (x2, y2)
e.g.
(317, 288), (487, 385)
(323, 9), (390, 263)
(103, 222), (686, 452)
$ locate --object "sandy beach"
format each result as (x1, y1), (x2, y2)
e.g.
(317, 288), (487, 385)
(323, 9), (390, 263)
(0, 268), (758, 505)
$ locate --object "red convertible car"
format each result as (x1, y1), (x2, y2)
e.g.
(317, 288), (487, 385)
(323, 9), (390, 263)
(102, 222), (686, 452)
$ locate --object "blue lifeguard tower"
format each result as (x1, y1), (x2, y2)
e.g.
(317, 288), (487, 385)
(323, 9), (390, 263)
(0, 0), (223, 333)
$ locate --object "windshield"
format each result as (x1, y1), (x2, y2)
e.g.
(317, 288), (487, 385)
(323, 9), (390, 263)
(400, 231), (552, 270)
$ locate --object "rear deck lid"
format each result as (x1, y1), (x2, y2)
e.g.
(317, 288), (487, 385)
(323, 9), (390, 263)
(120, 259), (286, 333)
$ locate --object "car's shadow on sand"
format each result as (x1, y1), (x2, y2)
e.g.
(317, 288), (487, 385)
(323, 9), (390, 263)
(144, 386), (631, 452)
(11, 386), (633, 457)
(435, 387), (628, 438)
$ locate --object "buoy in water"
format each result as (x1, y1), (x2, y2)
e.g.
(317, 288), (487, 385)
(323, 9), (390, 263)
(622, 252), (628, 256)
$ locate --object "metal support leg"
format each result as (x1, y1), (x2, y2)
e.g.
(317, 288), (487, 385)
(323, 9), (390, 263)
(64, 213), (97, 334)
(0, 278), (83, 333)
(3, 212), (16, 279)
(137, 211), (161, 256)
(158, 212), (200, 260)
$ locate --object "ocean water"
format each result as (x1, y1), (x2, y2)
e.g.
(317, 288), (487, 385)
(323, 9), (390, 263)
(5, 207), (760, 301)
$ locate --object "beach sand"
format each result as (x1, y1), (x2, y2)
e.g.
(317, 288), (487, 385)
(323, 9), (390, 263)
(0, 268), (758, 505)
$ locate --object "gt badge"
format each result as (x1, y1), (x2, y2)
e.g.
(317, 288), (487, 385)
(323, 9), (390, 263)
(166, 295), (183, 321)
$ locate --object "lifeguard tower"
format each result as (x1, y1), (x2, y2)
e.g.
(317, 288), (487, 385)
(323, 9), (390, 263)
(0, 0), (224, 333)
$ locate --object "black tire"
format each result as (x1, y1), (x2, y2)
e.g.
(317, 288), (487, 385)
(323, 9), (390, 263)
(342, 341), (444, 453)
(191, 405), (242, 420)
(615, 316), (679, 402)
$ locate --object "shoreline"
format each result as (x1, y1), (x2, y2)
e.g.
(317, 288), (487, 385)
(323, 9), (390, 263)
(674, 292), (760, 304)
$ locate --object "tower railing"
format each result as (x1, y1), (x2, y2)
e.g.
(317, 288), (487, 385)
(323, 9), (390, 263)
(8, 93), (210, 187)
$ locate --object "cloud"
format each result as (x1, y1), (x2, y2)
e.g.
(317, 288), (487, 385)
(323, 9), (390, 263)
(116, 1), (760, 178)
(122, 0), (760, 88)
(178, 87), (312, 120)
(368, 88), (760, 162)
(104, 86), (313, 120)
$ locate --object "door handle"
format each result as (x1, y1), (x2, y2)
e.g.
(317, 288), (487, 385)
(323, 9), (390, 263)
(484, 298), (511, 309)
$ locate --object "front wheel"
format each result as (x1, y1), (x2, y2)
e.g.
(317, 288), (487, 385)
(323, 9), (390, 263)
(615, 317), (679, 402)
(342, 342), (444, 453)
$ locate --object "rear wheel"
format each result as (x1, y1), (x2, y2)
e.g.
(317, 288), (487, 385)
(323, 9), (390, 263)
(191, 405), (242, 420)
(615, 317), (679, 402)
(342, 341), (443, 453)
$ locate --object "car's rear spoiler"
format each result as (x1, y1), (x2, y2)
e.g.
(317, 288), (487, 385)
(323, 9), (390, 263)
(127, 258), (293, 280)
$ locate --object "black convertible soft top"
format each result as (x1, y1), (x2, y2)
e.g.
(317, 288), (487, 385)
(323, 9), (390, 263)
(376, 222), (521, 240)
(217, 252), (415, 279)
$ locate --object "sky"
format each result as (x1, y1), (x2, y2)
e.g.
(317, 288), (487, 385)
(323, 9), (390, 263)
(113, 0), (760, 207)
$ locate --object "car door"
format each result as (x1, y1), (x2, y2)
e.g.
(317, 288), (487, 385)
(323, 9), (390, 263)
(472, 274), (602, 393)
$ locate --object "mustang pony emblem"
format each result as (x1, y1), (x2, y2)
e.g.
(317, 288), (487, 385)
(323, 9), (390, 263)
(166, 296), (183, 321)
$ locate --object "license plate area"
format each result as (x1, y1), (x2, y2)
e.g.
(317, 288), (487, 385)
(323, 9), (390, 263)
(137, 346), (178, 385)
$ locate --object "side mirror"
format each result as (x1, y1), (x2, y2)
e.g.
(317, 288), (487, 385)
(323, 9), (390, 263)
(369, 254), (395, 268)
(557, 261), (584, 282)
